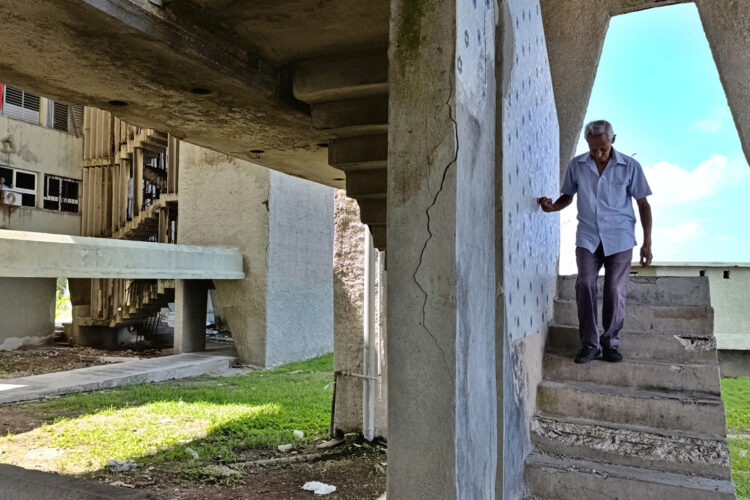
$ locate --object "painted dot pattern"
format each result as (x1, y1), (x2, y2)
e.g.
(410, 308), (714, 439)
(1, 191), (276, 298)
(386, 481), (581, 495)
(503, 0), (560, 340)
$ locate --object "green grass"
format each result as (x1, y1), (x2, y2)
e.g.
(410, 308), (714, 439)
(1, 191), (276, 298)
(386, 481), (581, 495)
(722, 377), (750, 498)
(0, 354), (333, 474)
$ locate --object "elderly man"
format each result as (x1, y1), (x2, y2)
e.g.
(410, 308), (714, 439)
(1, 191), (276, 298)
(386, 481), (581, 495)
(539, 120), (653, 364)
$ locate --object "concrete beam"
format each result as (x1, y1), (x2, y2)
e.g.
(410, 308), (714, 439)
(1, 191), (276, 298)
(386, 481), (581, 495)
(0, 229), (243, 279)
(0, 0), (345, 187)
(294, 51), (388, 104)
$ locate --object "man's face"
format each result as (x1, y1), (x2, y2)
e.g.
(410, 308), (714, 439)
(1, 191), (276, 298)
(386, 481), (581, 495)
(586, 134), (614, 165)
(0, 178), (5, 185)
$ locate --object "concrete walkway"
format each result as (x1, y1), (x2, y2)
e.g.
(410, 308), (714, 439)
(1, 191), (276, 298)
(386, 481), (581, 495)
(0, 349), (237, 406)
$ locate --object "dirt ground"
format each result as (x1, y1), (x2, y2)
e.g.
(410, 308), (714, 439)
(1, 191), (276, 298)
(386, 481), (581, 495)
(0, 345), (168, 379)
(97, 443), (387, 500)
(0, 346), (387, 499)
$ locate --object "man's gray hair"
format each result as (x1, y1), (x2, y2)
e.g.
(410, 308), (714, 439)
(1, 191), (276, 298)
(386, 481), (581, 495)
(584, 120), (615, 140)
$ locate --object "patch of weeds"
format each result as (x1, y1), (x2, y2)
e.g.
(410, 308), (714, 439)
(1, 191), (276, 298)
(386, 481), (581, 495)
(0, 354), (334, 474)
(722, 377), (750, 431)
(729, 437), (750, 498)
(174, 462), (245, 486)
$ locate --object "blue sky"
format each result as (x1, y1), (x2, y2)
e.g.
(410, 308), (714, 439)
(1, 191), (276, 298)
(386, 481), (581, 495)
(559, 2), (750, 272)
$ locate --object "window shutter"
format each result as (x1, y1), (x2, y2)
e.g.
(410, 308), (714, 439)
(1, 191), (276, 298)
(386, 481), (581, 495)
(71, 105), (84, 137)
(3, 87), (40, 124)
(53, 101), (70, 132)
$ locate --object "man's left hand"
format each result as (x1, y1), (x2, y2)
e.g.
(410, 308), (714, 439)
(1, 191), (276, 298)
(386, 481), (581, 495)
(640, 243), (653, 266)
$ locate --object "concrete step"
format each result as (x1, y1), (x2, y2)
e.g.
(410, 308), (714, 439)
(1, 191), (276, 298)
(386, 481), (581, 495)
(525, 452), (736, 500)
(554, 299), (714, 335)
(546, 325), (718, 364)
(530, 415), (732, 480)
(542, 352), (721, 394)
(536, 380), (727, 436)
(556, 275), (711, 306)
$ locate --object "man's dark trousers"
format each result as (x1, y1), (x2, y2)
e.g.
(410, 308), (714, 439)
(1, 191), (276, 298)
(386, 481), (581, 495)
(575, 244), (633, 352)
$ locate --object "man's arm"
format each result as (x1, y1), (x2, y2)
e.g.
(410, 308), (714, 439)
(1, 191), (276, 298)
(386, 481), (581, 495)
(538, 194), (573, 213)
(637, 197), (652, 266)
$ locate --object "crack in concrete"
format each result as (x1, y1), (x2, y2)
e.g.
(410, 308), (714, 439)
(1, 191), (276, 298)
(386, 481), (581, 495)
(412, 77), (459, 371)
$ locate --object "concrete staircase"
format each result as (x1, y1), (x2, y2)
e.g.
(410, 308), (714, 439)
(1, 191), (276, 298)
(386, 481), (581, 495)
(79, 279), (175, 328)
(525, 275), (736, 499)
(114, 192), (177, 241)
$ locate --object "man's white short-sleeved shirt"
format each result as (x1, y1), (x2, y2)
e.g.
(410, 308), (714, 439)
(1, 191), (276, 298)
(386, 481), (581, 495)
(561, 148), (652, 256)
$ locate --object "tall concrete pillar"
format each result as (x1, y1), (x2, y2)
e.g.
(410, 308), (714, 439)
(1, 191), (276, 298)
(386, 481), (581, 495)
(332, 190), (366, 434)
(174, 279), (209, 353)
(388, 1), (498, 497)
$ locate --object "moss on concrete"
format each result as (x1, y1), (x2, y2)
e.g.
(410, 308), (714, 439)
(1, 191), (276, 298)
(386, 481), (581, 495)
(396, 0), (432, 75)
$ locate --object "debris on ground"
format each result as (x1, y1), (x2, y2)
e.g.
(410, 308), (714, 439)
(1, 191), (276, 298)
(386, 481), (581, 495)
(107, 459), (139, 472)
(302, 481), (337, 495)
(277, 444), (293, 452)
(205, 464), (240, 477)
(109, 481), (136, 488)
(185, 447), (199, 459)
(293, 430), (305, 439)
(316, 438), (344, 450)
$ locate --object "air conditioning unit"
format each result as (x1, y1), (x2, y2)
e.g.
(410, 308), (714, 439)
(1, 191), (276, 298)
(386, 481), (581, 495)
(2, 191), (22, 206)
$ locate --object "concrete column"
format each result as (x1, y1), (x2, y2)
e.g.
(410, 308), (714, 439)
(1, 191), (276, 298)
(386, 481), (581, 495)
(388, 1), (498, 498)
(332, 190), (366, 434)
(174, 279), (210, 353)
(540, 0), (610, 178)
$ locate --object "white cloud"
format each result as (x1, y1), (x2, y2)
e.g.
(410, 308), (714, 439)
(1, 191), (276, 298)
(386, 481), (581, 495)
(642, 155), (748, 207)
(691, 108), (731, 134)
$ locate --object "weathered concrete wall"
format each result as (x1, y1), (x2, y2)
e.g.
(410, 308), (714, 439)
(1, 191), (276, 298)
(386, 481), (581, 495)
(0, 277), (56, 349)
(332, 190), (366, 433)
(500, 0), (560, 497)
(634, 263), (750, 349)
(179, 143), (334, 367)
(0, 110), (83, 345)
(265, 170), (334, 366)
(388, 0), (498, 497)
(0, 208), (79, 234)
(179, 142), (270, 366)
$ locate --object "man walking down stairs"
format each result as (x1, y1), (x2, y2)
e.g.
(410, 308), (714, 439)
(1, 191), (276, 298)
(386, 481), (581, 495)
(524, 275), (737, 499)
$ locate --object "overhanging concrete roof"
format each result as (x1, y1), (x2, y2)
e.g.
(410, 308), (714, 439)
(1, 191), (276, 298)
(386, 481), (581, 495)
(0, 230), (244, 279)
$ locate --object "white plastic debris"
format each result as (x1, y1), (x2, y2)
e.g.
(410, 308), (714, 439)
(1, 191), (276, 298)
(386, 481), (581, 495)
(185, 446), (199, 459)
(278, 444), (293, 452)
(107, 459), (139, 472)
(293, 430), (304, 439)
(302, 481), (337, 495)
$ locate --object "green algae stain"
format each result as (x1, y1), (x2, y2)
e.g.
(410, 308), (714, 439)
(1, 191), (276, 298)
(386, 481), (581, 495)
(397, 0), (432, 75)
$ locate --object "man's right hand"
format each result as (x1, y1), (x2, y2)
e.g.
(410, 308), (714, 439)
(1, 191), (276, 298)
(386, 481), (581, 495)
(538, 197), (555, 212)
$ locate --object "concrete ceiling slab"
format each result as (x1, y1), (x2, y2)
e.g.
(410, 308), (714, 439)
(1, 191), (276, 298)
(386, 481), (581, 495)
(0, 0), (387, 188)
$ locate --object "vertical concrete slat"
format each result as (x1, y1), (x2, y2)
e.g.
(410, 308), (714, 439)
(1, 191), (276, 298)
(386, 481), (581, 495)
(134, 148), (143, 217)
(81, 168), (89, 236)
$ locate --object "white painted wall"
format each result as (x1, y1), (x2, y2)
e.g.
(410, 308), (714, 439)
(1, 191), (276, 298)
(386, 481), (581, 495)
(265, 170), (334, 366)
(634, 263), (750, 349)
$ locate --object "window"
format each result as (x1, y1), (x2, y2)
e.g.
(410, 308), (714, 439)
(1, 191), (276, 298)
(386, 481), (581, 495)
(1, 86), (40, 124)
(49, 101), (83, 135)
(0, 166), (37, 207)
(43, 174), (79, 213)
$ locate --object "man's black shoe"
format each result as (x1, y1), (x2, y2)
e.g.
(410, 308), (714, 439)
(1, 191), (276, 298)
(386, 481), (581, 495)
(574, 347), (601, 364)
(602, 347), (623, 363)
